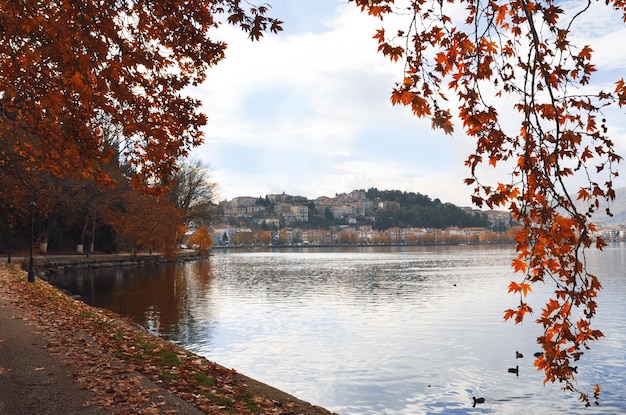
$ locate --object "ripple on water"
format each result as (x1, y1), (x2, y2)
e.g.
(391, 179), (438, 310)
(49, 245), (626, 415)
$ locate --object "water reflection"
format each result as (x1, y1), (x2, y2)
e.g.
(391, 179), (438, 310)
(49, 245), (626, 415)
(54, 261), (215, 345)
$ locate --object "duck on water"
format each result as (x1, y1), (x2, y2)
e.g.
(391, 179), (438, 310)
(472, 397), (485, 407)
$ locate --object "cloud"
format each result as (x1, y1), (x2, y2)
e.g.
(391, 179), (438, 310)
(191, 0), (626, 207)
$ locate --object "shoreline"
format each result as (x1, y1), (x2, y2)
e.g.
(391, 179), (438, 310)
(10, 251), (204, 278)
(0, 263), (337, 415)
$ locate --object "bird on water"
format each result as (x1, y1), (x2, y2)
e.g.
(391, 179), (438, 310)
(508, 365), (519, 376)
(472, 397), (485, 407)
(515, 351), (524, 358)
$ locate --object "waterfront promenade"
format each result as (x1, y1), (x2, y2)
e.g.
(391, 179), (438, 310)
(0, 263), (335, 415)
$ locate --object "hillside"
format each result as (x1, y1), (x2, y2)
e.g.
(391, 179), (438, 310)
(363, 188), (491, 230)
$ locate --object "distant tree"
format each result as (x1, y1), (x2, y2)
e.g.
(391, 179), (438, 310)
(366, 188), (432, 206)
(337, 231), (350, 244)
(378, 233), (392, 245)
(372, 200), (488, 230)
(419, 233), (436, 245)
(479, 232), (500, 244)
(169, 159), (216, 227)
(188, 226), (213, 257)
(278, 230), (290, 245)
(467, 233), (480, 244)
(235, 230), (253, 245)
(259, 231), (272, 245)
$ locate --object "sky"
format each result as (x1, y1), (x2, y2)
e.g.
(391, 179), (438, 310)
(189, 0), (626, 207)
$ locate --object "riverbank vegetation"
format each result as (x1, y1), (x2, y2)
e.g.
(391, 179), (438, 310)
(0, 156), (216, 260)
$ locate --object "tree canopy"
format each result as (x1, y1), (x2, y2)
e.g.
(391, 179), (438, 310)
(365, 188), (490, 229)
(0, 0), (281, 190)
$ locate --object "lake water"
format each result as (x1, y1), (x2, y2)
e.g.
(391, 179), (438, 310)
(49, 244), (626, 415)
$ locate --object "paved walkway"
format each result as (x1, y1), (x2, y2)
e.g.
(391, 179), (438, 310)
(0, 294), (108, 415)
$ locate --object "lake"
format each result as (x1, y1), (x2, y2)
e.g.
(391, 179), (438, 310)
(49, 244), (626, 415)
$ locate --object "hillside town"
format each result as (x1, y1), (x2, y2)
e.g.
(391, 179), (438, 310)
(208, 189), (626, 247)
(210, 189), (515, 247)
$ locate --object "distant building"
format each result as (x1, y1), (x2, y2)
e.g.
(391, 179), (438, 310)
(268, 192), (290, 204)
(230, 196), (257, 208)
(291, 204), (309, 222)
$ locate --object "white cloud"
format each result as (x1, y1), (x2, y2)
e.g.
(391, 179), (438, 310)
(191, 1), (626, 206)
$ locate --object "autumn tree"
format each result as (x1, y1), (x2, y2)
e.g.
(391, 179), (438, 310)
(418, 233), (435, 245)
(235, 230), (254, 245)
(0, 1), (282, 192)
(337, 230), (351, 244)
(187, 226), (213, 257)
(278, 230), (290, 245)
(259, 231), (273, 245)
(479, 231), (500, 244)
(405, 232), (418, 244)
(378, 233), (392, 245)
(106, 191), (181, 260)
(350, 0), (623, 404)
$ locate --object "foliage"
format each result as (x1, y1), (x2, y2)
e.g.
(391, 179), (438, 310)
(188, 226), (213, 257)
(0, 1), (282, 192)
(351, 0), (623, 404)
(376, 203), (488, 230)
(106, 191), (182, 259)
(366, 188), (438, 207)
(235, 230), (254, 245)
(366, 188), (491, 229)
(259, 231), (273, 245)
(337, 230), (357, 244)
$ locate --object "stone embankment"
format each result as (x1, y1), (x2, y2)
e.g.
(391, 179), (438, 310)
(25, 251), (202, 278)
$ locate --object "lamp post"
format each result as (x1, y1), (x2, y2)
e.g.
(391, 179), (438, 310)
(7, 223), (11, 263)
(28, 201), (36, 283)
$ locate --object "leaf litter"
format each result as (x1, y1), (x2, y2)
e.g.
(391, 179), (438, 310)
(0, 264), (335, 415)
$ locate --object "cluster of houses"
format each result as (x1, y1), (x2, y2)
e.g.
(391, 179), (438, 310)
(210, 224), (520, 247)
(208, 191), (518, 247)
(203, 190), (626, 247)
(220, 190), (379, 226)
